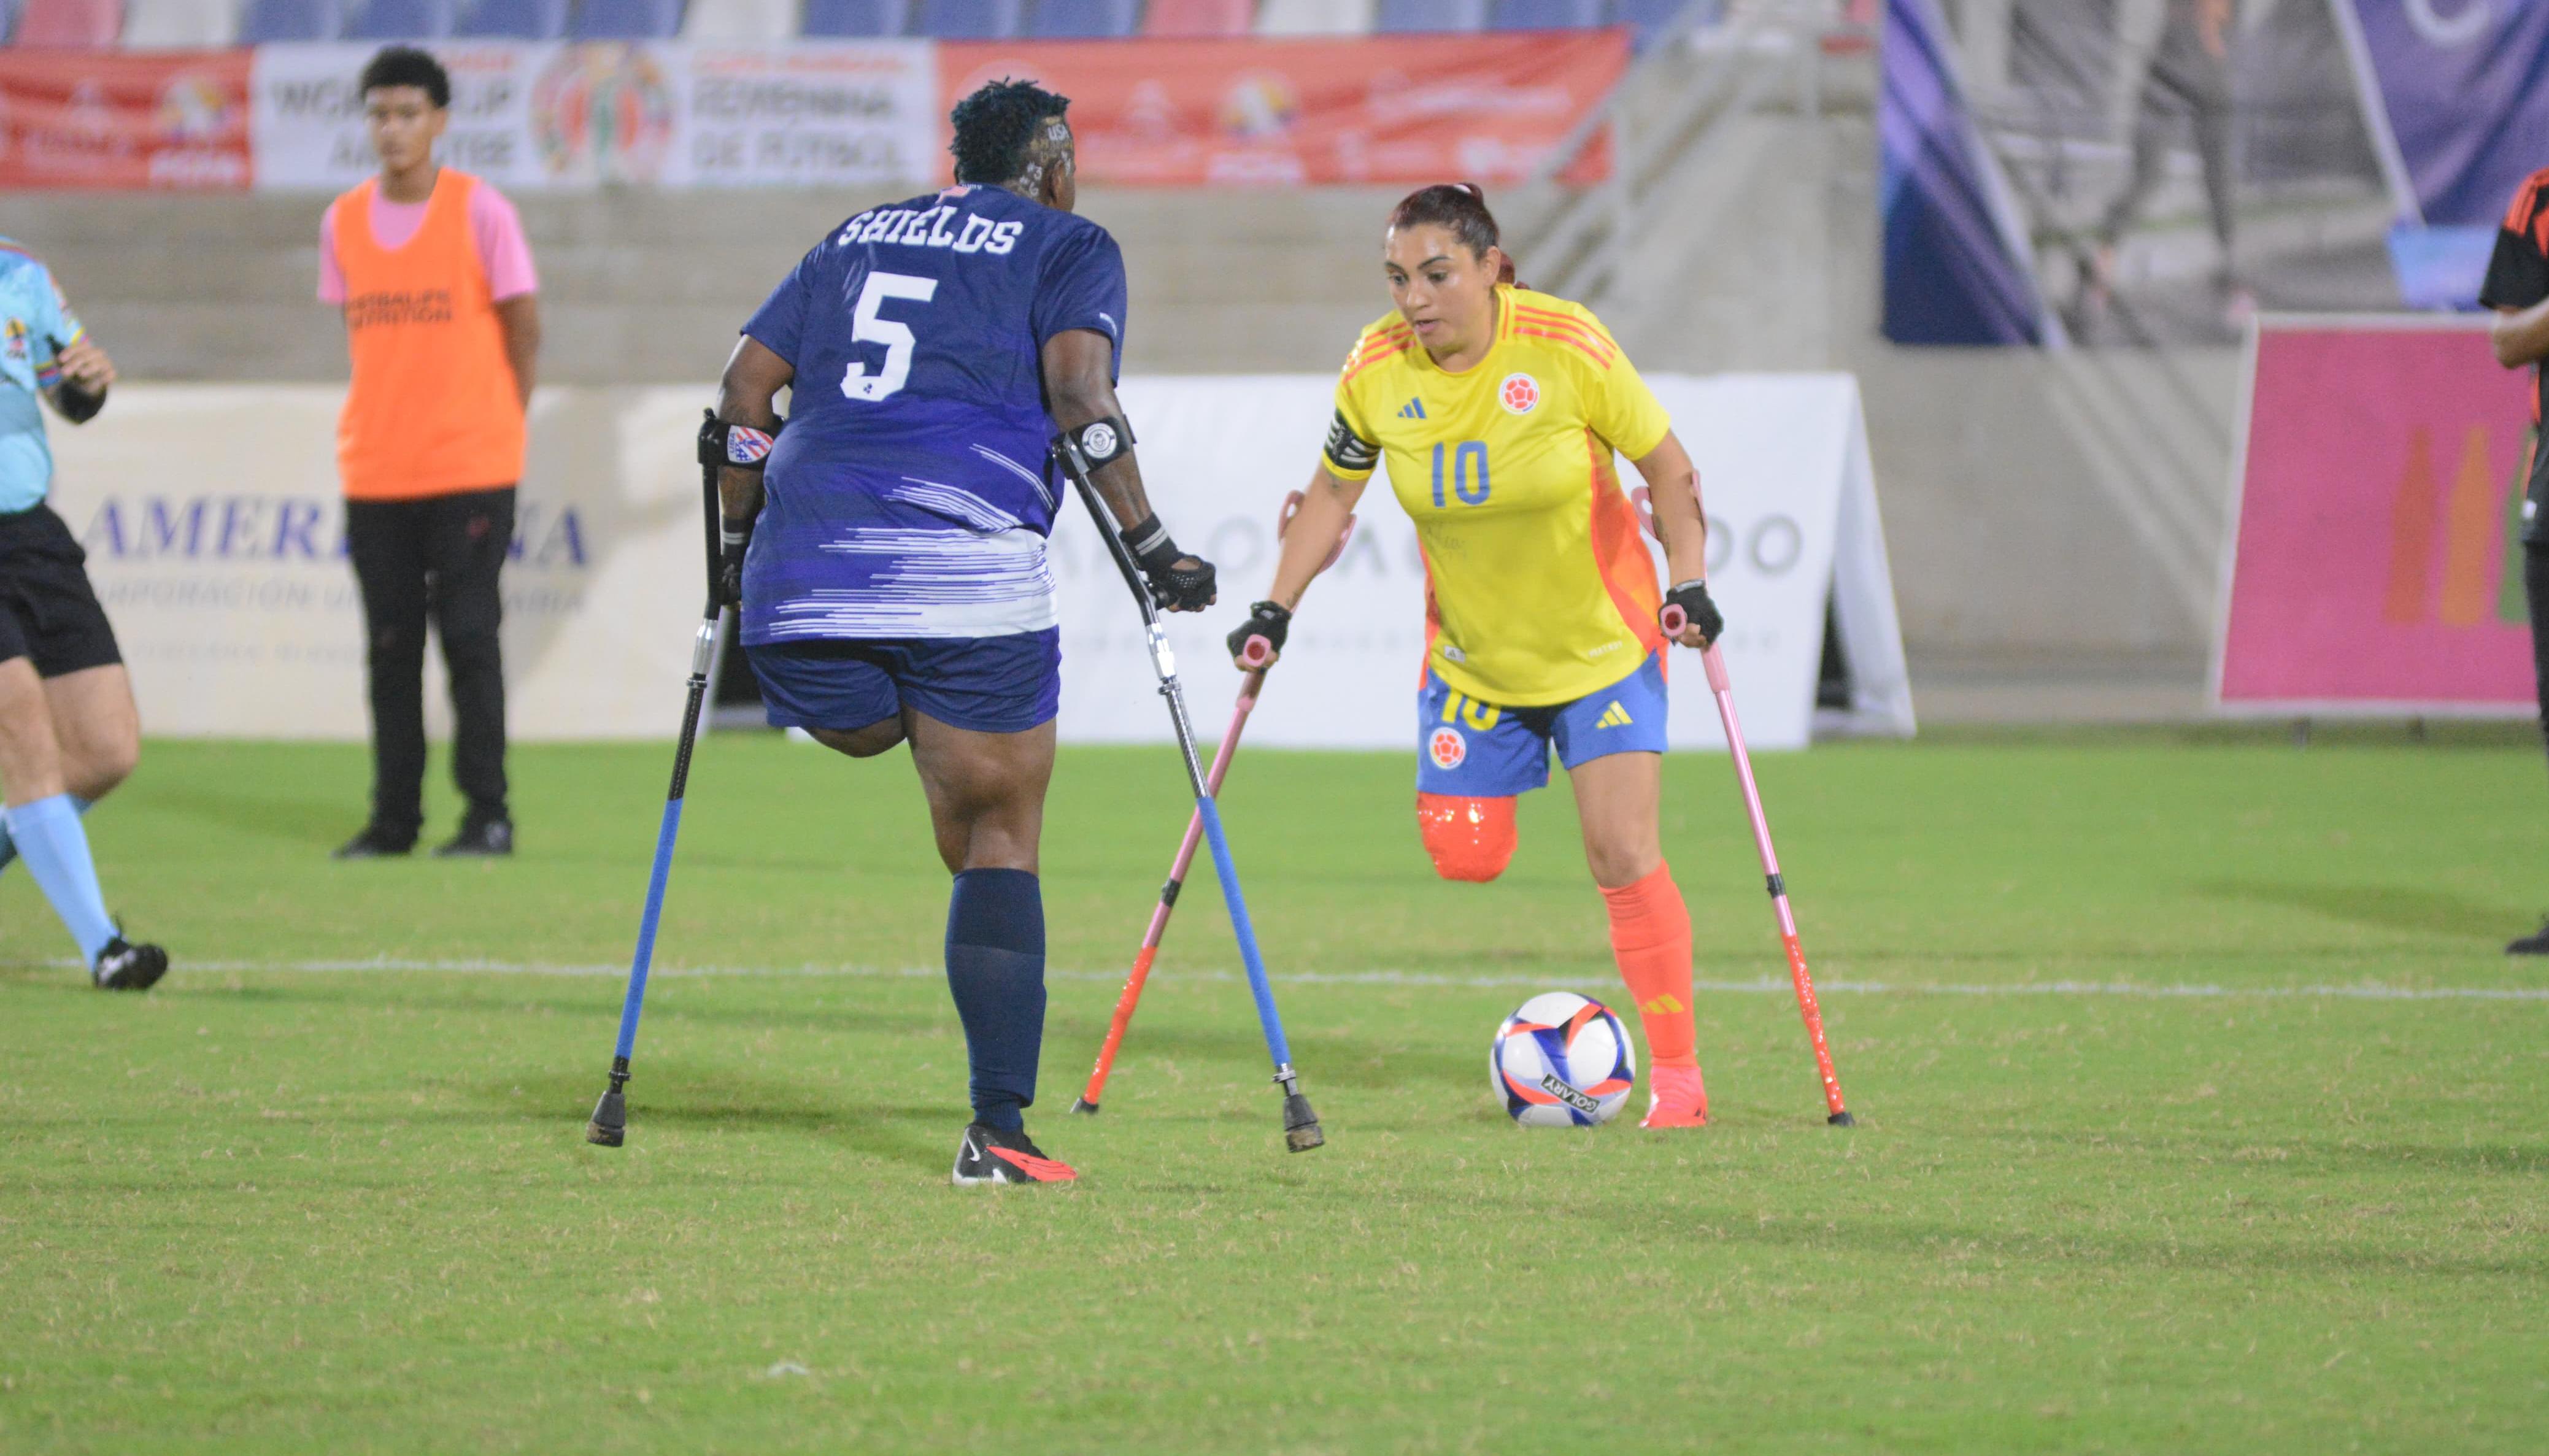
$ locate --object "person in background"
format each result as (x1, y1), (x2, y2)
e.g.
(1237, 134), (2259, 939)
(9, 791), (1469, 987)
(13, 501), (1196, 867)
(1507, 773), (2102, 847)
(2081, 0), (2244, 325)
(2481, 166), (2549, 954)
(0, 240), (168, 988)
(320, 45), (539, 860)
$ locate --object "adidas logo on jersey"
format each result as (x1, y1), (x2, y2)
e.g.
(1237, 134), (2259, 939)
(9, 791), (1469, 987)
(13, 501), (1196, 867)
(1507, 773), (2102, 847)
(1398, 398), (1426, 419)
(1595, 701), (1633, 729)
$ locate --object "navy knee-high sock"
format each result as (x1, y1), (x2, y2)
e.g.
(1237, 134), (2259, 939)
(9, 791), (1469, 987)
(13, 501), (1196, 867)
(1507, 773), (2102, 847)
(946, 868), (1045, 1133)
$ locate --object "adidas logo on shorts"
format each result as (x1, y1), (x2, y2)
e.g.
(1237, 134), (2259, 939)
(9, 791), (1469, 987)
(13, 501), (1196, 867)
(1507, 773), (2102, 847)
(1595, 701), (1633, 730)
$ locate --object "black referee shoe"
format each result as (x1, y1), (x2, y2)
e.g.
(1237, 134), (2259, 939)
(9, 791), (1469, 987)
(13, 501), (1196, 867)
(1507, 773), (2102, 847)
(951, 1123), (1078, 1187)
(2510, 917), (2549, 955)
(333, 825), (415, 860)
(433, 817), (513, 858)
(92, 937), (168, 992)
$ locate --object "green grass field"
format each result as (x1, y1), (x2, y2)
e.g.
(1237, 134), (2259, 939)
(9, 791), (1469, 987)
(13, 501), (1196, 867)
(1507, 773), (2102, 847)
(4, 730), (2546, 1453)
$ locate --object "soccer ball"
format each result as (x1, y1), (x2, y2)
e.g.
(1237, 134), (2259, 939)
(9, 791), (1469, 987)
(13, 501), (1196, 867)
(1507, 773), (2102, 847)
(1490, 992), (1635, 1126)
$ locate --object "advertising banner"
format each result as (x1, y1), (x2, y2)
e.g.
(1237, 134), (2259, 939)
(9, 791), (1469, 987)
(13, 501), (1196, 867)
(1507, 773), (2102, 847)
(249, 40), (937, 193)
(44, 377), (1907, 749)
(2214, 318), (2538, 714)
(936, 32), (1620, 187)
(2340, 0), (2549, 228)
(0, 49), (250, 190)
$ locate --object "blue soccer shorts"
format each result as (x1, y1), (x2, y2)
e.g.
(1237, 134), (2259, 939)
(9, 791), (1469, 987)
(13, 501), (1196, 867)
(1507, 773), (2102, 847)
(747, 629), (1062, 736)
(1416, 652), (1670, 796)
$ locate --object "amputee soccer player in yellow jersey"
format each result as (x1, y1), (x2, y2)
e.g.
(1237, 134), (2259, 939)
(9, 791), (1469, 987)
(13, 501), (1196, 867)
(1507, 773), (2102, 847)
(1224, 183), (1722, 1129)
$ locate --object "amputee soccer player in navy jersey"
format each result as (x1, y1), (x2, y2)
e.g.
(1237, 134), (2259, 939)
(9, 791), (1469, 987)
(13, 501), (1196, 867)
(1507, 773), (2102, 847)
(709, 80), (1217, 1185)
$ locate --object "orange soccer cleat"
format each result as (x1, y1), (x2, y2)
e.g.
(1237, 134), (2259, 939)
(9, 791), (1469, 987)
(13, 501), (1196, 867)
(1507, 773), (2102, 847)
(1640, 1064), (1710, 1129)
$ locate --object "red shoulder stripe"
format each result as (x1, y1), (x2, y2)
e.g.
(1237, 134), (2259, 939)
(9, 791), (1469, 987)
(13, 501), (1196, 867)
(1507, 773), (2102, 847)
(1513, 307), (1619, 361)
(2509, 167), (2549, 231)
(1343, 336), (1416, 383)
(1514, 324), (1614, 370)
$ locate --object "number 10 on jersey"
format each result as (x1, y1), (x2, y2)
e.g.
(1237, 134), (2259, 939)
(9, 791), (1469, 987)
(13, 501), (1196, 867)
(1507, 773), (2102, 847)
(1431, 441), (1490, 509)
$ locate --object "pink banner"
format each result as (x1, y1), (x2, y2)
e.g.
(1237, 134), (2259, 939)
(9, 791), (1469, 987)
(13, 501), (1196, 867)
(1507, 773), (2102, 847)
(2217, 321), (2539, 711)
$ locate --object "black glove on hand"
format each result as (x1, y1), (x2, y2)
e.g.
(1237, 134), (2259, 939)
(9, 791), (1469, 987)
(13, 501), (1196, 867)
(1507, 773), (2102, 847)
(1228, 601), (1292, 668)
(1120, 514), (1217, 612)
(717, 516), (753, 608)
(1660, 579), (1724, 645)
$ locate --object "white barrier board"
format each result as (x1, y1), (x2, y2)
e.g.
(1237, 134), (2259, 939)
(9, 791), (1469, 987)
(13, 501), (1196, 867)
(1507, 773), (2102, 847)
(44, 377), (1910, 748)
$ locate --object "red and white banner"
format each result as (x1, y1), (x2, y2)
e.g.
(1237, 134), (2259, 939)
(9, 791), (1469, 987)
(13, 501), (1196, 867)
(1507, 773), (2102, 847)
(0, 50), (251, 190)
(0, 34), (1621, 191)
(2213, 317), (2539, 714)
(938, 33), (1619, 187)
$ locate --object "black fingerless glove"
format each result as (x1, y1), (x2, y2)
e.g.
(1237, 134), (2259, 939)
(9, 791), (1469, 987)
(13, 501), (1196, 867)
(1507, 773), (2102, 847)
(717, 515), (753, 608)
(1228, 601), (1291, 668)
(1660, 579), (1723, 645)
(1119, 513), (1217, 613)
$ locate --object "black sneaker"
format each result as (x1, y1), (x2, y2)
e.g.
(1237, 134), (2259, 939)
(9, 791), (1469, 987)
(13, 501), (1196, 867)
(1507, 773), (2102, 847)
(2510, 917), (2549, 955)
(333, 826), (415, 860)
(433, 818), (513, 858)
(92, 937), (168, 992)
(951, 1123), (1078, 1187)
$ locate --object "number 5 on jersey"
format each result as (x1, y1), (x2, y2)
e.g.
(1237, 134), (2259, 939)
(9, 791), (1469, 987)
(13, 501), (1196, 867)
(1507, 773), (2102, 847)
(842, 270), (938, 403)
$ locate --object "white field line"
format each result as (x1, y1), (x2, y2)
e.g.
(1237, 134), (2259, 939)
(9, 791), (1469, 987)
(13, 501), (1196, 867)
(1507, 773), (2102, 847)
(107, 958), (2549, 1002)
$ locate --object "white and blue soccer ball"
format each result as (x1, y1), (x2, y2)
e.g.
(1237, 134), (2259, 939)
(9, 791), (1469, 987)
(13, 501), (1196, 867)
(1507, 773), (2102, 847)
(1491, 991), (1635, 1127)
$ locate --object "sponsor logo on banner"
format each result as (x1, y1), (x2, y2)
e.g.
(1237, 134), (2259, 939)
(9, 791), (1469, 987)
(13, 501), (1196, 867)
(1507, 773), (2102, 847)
(0, 52), (250, 190)
(530, 45), (677, 184)
(2218, 322), (2536, 710)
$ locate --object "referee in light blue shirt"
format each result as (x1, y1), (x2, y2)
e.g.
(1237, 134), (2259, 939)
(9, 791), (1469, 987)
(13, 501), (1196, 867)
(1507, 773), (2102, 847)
(0, 240), (168, 989)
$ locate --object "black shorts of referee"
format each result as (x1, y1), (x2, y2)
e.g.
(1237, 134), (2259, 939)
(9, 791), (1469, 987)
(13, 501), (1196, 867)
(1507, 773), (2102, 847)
(0, 503), (121, 679)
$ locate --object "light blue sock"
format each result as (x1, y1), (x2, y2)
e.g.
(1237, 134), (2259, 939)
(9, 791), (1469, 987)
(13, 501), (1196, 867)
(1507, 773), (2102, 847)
(6, 794), (115, 963)
(0, 794), (87, 876)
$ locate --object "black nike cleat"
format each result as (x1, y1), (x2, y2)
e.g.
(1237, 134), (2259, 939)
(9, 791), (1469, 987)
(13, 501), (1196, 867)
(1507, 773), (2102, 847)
(92, 937), (168, 992)
(2510, 917), (2549, 955)
(951, 1123), (1078, 1187)
(333, 825), (415, 860)
(433, 817), (513, 858)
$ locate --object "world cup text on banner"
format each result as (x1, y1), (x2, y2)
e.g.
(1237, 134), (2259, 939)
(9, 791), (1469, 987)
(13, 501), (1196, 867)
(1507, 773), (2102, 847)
(2215, 318), (2538, 714)
(0, 50), (251, 191)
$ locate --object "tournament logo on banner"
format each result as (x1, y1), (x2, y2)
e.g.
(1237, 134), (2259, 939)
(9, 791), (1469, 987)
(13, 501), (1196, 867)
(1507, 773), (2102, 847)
(530, 44), (677, 185)
(2215, 318), (2539, 713)
(934, 34), (1622, 188)
(0, 50), (250, 190)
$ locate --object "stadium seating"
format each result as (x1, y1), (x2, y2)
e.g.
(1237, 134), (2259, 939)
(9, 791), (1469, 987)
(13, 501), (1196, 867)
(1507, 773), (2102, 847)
(1373, 0), (1481, 32)
(121, 0), (242, 44)
(1029, 0), (1132, 36)
(12, 0), (122, 44)
(1141, 0), (1247, 34)
(680, 0), (793, 39)
(574, 0), (682, 36)
(1490, 0), (1596, 27)
(910, 0), (1016, 36)
(451, 0), (563, 35)
(1255, 0), (1369, 33)
(798, 0), (900, 34)
(237, 0), (338, 39)
(347, 0), (453, 37)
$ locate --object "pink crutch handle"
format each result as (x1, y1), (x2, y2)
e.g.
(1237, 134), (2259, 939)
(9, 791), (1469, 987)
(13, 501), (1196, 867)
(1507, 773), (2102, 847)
(1239, 634), (1274, 668)
(1660, 603), (1688, 637)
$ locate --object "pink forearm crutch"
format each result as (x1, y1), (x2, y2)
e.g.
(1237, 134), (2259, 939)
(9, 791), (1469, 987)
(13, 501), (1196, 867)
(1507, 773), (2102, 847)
(1070, 493), (1356, 1115)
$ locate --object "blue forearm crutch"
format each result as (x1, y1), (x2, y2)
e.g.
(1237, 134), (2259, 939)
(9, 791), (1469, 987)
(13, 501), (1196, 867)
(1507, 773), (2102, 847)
(1051, 436), (1324, 1152)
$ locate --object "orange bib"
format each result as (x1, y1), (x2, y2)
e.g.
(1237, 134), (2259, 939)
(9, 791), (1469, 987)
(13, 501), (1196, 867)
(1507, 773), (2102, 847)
(331, 171), (525, 501)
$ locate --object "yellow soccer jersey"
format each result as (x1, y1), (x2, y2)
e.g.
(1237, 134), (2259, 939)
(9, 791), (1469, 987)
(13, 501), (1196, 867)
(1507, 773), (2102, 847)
(1324, 286), (1673, 708)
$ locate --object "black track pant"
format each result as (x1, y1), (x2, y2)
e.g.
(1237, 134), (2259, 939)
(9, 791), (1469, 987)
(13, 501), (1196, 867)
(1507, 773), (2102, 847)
(2528, 539), (2549, 753)
(346, 486), (514, 840)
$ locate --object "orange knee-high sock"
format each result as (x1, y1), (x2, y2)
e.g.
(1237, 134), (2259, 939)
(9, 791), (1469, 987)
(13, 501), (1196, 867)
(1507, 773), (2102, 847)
(1600, 863), (1697, 1069)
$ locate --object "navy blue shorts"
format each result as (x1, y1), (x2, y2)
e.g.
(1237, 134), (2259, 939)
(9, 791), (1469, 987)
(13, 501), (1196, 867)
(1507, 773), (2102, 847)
(746, 630), (1061, 735)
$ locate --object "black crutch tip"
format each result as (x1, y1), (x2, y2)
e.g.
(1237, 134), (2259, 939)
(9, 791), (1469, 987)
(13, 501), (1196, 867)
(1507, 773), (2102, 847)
(1827, 1111), (1856, 1128)
(1068, 1097), (1100, 1115)
(1282, 1092), (1325, 1152)
(587, 1089), (627, 1147)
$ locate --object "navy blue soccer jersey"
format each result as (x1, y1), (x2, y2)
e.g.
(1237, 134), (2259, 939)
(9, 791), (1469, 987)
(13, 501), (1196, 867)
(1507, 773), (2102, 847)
(739, 183), (1128, 643)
